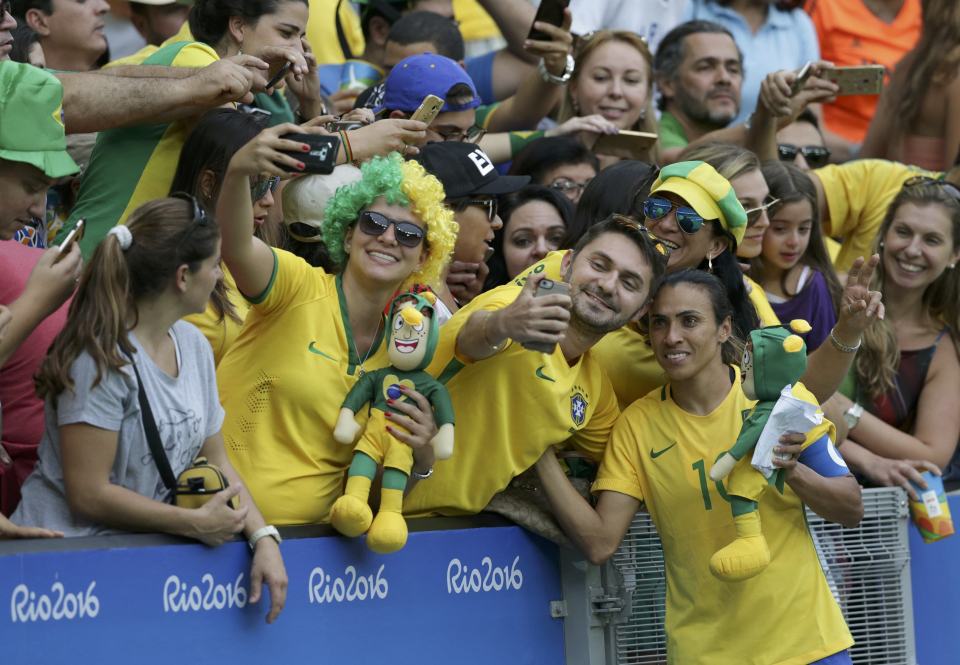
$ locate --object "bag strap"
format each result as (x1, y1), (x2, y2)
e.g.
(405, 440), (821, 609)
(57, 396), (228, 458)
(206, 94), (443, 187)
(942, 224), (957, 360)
(335, 0), (354, 61)
(126, 352), (177, 491)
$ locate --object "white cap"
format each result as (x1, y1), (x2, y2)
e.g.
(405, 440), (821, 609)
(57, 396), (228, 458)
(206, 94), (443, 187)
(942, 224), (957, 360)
(281, 165), (363, 242)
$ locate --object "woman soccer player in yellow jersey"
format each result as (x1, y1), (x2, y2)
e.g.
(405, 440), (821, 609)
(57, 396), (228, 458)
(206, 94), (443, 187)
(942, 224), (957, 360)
(536, 269), (863, 665)
(212, 128), (458, 527)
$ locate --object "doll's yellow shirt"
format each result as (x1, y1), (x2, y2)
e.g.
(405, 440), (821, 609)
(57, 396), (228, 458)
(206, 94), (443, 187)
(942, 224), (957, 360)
(404, 280), (620, 517)
(594, 368), (852, 665)
(184, 266), (251, 367)
(513, 252), (781, 410)
(218, 249), (389, 525)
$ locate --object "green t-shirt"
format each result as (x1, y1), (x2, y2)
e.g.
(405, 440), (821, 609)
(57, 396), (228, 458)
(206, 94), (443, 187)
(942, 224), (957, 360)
(658, 110), (690, 150)
(342, 367), (455, 426)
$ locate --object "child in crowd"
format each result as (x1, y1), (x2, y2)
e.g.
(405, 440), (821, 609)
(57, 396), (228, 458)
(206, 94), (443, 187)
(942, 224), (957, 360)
(751, 161), (842, 351)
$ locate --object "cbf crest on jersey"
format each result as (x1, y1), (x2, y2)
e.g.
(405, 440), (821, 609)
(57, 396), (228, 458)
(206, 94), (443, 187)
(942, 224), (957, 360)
(570, 385), (588, 427)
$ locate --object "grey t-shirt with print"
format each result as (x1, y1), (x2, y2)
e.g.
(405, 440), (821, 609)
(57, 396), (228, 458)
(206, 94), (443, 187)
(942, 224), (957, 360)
(13, 321), (224, 537)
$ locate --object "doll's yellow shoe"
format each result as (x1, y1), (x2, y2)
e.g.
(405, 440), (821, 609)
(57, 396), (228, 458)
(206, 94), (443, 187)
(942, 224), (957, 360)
(366, 511), (408, 554)
(330, 493), (373, 538)
(709, 512), (771, 581)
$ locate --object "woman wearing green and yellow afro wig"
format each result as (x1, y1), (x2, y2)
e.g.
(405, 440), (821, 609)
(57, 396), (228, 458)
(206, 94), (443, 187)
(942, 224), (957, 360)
(323, 152), (458, 289)
(213, 141), (459, 528)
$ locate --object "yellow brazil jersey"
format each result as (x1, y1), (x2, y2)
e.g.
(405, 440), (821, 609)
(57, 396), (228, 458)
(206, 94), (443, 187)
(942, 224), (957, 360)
(404, 280), (620, 518)
(105, 21), (194, 69)
(453, 0), (500, 42)
(184, 266), (251, 367)
(815, 159), (939, 272)
(218, 249), (390, 525)
(594, 369), (852, 665)
(307, 0), (364, 65)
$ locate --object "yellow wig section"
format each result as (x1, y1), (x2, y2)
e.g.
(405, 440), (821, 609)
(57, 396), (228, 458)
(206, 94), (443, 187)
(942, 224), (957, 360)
(399, 158), (458, 288)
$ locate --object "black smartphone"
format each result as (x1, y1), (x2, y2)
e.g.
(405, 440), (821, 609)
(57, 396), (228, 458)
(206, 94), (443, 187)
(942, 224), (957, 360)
(528, 0), (569, 42)
(265, 61), (291, 90)
(521, 279), (571, 354)
(279, 133), (341, 174)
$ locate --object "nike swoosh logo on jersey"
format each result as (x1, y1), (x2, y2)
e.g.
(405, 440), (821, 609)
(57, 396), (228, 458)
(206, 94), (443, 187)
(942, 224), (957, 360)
(307, 341), (336, 360)
(650, 442), (677, 459)
(535, 365), (555, 382)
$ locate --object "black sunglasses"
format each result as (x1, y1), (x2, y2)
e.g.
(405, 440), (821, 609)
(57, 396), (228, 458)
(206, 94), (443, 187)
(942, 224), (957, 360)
(777, 143), (831, 169)
(169, 192), (210, 253)
(357, 210), (425, 248)
(250, 175), (280, 202)
(453, 197), (498, 222)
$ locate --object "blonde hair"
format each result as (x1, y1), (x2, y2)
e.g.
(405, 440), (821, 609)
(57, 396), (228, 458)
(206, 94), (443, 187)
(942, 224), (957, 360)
(560, 31), (658, 138)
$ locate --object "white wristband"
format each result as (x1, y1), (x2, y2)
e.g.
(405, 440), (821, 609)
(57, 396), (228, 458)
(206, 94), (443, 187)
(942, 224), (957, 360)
(248, 525), (282, 551)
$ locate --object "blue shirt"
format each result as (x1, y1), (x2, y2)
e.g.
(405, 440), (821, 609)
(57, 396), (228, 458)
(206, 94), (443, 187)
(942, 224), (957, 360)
(685, 1), (820, 124)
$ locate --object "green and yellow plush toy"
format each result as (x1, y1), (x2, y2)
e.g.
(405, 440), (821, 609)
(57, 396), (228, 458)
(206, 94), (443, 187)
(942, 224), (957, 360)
(331, 291), (455, 553)
(708, 320), (835, 581)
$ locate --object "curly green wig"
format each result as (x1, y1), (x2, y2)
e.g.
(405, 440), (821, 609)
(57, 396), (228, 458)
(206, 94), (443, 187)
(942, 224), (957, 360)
(322, 152), (458, 288)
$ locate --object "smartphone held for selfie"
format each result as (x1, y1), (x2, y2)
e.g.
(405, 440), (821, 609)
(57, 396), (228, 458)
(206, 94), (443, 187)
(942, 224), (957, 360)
(527, 0), (569, 41)
(279, 133), (341, 174)
(790, 61), (814, 94)
(823, 65), (885, 96)
(56, 218), (85, 262)
(265, 62), (291, 90)
(522, 278), (571, 353)
(592, 130), (658, 160)
(409, 94), (444, 126)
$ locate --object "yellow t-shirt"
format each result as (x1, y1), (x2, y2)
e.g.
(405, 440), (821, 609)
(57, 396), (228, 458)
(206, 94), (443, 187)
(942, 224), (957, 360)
(219, 249), (390, 525)
(453, 0), (500, 42)
(307, 0), (364, 65)
(105, 22), (194, 69)
(404, 281), (621, 517)
(184, 267), (251, 367)
(594, 369), (853, 665)
(815, 159), (939, 272)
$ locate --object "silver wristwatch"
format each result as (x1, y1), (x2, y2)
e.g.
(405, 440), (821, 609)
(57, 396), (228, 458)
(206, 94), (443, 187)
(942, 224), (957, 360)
(538, 54), (575, 85)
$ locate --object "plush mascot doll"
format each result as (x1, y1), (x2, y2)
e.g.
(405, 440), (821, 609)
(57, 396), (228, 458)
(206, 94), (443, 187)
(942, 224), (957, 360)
(331, 291), (455, 553)
(708, 320), (835, 581)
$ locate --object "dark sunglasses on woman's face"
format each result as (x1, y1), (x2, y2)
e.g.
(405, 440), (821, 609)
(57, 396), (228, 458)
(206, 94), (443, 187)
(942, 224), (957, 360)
(250, 175), (280, 202)
(357, 210), (425, 248)
(641, 196), (706, 234)
(777, 143), (831, 169)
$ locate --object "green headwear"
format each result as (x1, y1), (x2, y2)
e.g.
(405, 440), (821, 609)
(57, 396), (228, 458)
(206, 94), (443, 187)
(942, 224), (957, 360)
(650, 161), (747, 246)
(0, 61), (79, 179)
(747, 320), (812, 401)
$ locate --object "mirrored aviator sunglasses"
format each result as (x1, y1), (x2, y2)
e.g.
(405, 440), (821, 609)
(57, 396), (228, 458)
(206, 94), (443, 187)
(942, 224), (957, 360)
(357, 210), (425, 248)
(250, 175), (280, 202)
(641, 196), (705, 234)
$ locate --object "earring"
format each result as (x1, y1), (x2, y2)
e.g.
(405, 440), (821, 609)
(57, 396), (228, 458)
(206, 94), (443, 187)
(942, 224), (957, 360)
(708, 256), (714, 272)
(639, 109), (646, 122)
(570, 98), (580, 115)
(950, 263), (956, 270)
(343, 242), (350, 255)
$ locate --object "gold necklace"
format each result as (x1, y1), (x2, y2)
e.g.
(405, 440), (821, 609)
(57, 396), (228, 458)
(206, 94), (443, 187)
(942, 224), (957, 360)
(351, 317), (383, 377)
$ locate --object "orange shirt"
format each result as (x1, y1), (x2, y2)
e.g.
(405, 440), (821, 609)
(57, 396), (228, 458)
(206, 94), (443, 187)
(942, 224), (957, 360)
(806, 0), (921, 143)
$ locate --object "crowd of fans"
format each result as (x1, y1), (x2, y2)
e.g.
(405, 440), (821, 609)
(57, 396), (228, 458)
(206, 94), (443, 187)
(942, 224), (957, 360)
(1, 0), (958, 660)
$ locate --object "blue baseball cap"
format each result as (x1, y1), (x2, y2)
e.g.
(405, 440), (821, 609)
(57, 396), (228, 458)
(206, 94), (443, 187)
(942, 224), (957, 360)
(372, 53), (480, 115)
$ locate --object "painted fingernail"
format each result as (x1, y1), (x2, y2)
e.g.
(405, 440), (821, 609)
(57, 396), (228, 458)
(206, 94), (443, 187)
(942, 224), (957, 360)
(385, 412), (392, 418)
(302, 144), (310, 152)
(386, 399), (394, 405)
(297, 162), (305, 170)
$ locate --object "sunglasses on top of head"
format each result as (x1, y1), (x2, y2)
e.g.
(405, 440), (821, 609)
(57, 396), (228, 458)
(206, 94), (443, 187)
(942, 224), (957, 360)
(641, 196), (707, 235)
(357, 210), (425, 248)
